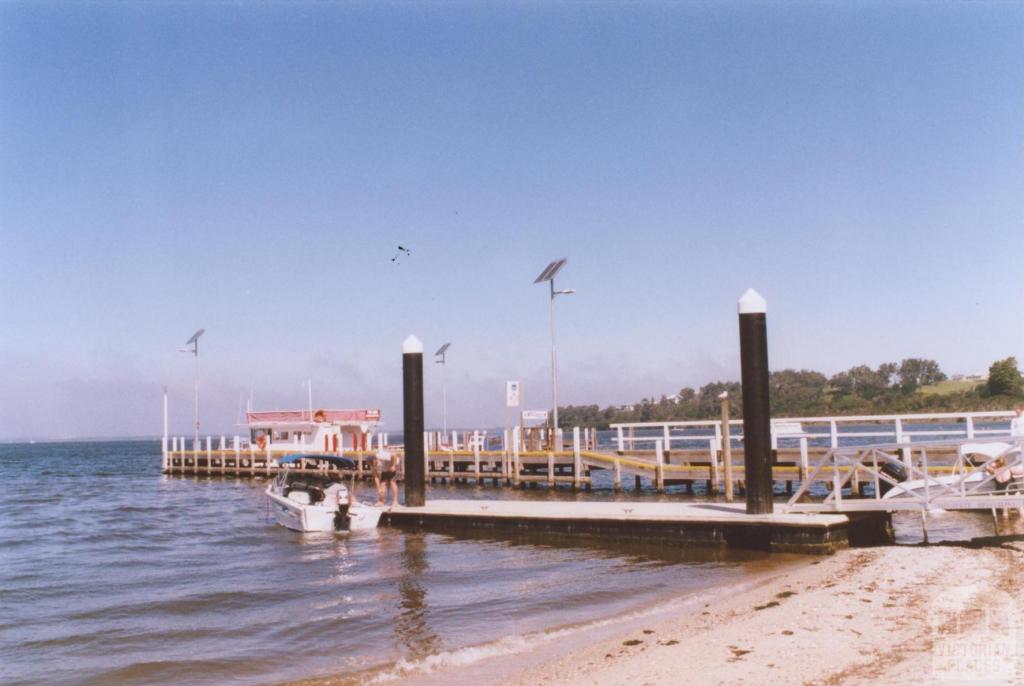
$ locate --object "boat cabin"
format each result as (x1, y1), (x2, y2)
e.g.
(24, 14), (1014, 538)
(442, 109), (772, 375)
(246, 408), (381, 454)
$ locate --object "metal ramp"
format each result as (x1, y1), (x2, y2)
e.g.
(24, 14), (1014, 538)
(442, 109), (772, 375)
(784, 436), (1024, 514)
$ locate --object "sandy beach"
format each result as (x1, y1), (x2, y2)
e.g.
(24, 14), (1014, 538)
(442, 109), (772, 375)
(506, 539), (1024, 686)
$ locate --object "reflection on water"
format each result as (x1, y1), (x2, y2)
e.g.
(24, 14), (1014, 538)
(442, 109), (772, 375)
(395, 533), (441, 659)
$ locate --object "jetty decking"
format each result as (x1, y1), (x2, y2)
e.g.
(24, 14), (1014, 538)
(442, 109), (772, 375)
(383, 500), (867, 553)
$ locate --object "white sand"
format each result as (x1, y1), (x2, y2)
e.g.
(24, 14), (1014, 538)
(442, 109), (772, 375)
(504, 542), (1024, 686)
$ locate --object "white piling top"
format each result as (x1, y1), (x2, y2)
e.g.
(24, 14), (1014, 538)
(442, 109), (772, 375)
(402, 335), (424, 354)
(737, 288), (767, 314)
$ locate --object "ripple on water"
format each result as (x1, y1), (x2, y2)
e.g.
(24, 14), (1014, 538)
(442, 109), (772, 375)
(1, 440), (803, 686)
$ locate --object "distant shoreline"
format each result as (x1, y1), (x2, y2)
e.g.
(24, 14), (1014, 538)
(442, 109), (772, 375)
(1, 436), (164, 444)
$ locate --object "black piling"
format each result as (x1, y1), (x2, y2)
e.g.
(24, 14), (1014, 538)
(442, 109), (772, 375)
(403, 335), (426, 507)
(738, 289), (774, 515)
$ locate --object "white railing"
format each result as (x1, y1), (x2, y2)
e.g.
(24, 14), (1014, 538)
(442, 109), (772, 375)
(783, 435), (1024, 514)
(610, 411), (1016, 453)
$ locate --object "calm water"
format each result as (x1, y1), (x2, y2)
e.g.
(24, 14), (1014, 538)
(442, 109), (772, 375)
(1, 441), (806, 686)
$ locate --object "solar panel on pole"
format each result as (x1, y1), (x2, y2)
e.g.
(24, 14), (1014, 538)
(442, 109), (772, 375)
(533, 258), (567, 284)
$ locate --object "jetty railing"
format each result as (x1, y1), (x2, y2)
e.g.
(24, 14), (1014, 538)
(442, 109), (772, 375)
(783, 435), (1024, 514)
(610, 410), (1016, 454)
(161, 426), (602, 487)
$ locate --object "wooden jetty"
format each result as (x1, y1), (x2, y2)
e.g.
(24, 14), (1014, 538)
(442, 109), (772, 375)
(162, 410), (1016, 501)
(383, 500), (874, 554)
(163, 436), (974, 499)
(164, 449), (378, 479)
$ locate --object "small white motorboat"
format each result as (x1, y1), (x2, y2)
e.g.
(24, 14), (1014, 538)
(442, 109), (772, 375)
(266, 454), (383, 533)
(882, 442), (1023, 501)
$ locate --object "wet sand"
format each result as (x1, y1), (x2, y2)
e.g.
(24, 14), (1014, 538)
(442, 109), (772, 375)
(505, 539), (1024, 686)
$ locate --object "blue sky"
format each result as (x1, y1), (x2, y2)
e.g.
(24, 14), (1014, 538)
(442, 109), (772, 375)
(1, 2), (1022, 439)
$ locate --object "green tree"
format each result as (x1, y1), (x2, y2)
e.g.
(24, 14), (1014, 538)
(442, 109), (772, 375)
(985, 357), (1023, 397)
(770, 369), (828, 414)
(897, 358), (946, 393)
(696, 381), (742, 418)
(829, 364), (894, 399)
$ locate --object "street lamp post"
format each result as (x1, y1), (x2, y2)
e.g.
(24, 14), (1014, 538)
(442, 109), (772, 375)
(179, 328), (205, 448)
(534, 258), (574, 446)
(435, 342), (451, 438)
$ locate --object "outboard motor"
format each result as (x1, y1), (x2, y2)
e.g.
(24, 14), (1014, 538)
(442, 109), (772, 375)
(334, 504), (351, 531)
(878, 460), (908, 496)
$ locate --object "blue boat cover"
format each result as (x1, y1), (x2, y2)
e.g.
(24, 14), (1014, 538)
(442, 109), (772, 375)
(278, 453), (357, 470)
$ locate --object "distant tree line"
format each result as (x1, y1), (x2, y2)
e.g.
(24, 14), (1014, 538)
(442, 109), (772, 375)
(558, 357), (1024, 429)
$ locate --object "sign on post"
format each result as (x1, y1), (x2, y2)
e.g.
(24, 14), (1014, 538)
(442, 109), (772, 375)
(506, 381), (521, 407)
(521, 410), (549, 423)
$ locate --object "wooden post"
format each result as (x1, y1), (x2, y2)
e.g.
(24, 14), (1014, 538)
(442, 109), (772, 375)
(572, 427), (582, 489)
(798, 436), (809, 484)
(655, 439), (665, 493)
(423, 432), (431, 482)
(708, 438), (720, 495)
(512, 429), (521, 486)
(161, 390), (169, 471)
(473, 430), (481, 483)
(663, 425), (671, 456)
(722, 397), (734, 502)
(613, 459), (622, 492)
(547, 452), (555, 488)
(616, 426), (624, 453)
(502, 429), (509, 483)
(738, 289), (773, 514)
(402, 335), (426, 507)
(833, 451), (843, 509)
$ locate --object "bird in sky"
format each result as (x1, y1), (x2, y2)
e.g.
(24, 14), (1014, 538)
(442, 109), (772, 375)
(391, 245), (412, 264)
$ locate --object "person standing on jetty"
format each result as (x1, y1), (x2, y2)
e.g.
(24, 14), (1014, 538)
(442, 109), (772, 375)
(373, 446), (401, 508)
(1011, 405), (1024, 437)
